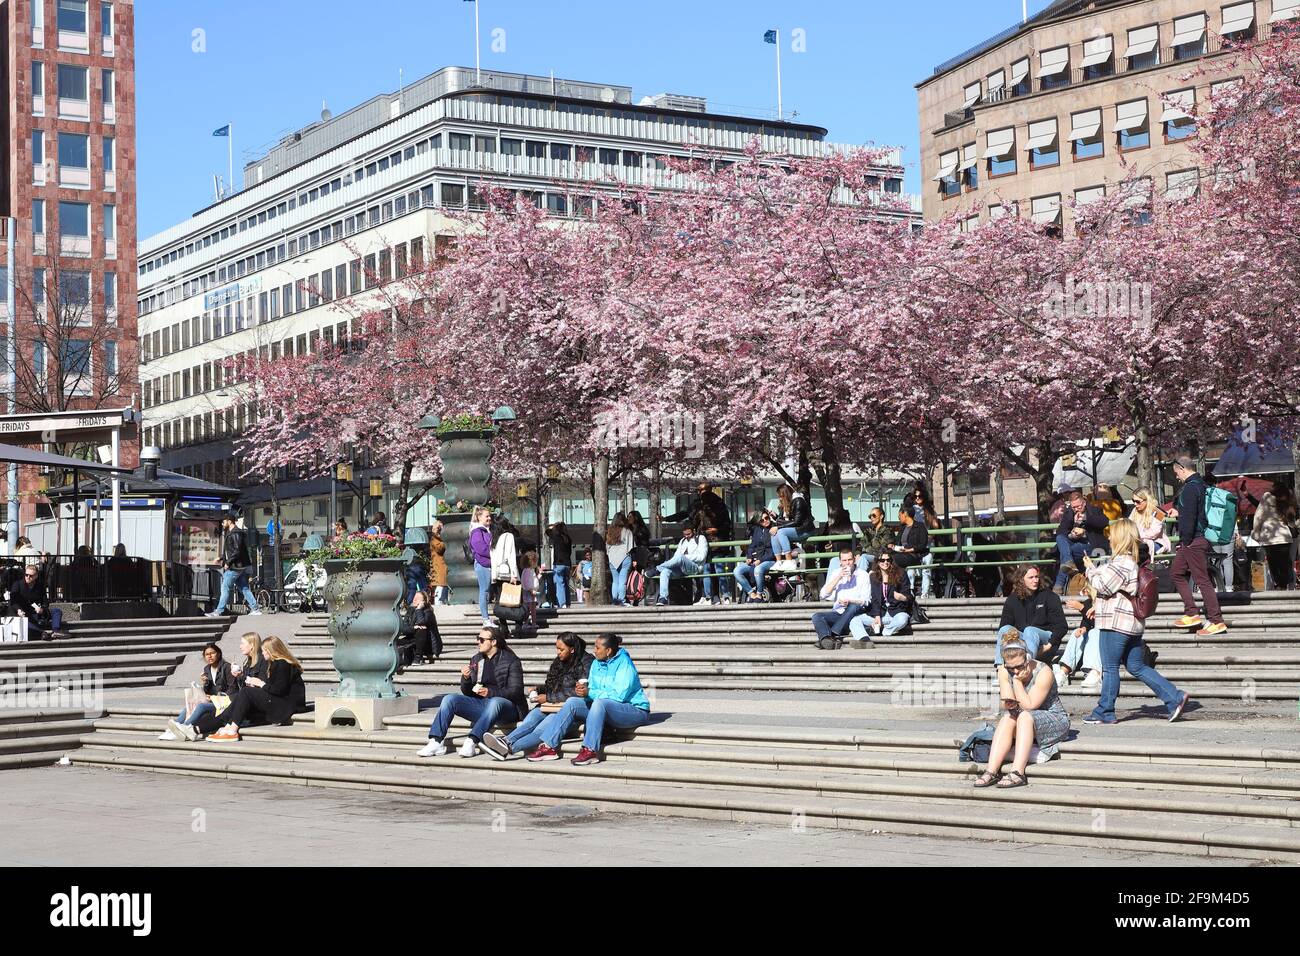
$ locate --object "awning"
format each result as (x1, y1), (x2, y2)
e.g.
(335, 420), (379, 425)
(986, 69), (1006, 94)
(1069, 108), (1103, 140)
(1269, 1), (1299, 24)
(1160, 88), (1196, 122)
(1213, 440), (1296, 476)
(1038, 47), (1070, 77)
(1074, 185), (1106, 206)
(1166, 168), (1200, 200)
(1115, 98), (1149, 130)
(1031, 194), (1061, 225)
(1125, 24), (1159, 56)
(932, 151), (959, 181)
(983, 128), (1016, 159)
(1221, 1), (1256, 33)
(0, 443), (131, 474)
(963, 82), (982, 108)
(1123, 178), (1154, 208)
(1053, 445), (1136, 489)
(1009, 58), (1030, 86)
(1080, 35), (1113, 67)
(958, 144), (978, 171)
(1025, 118), (1059, 150)
(1171, 13), (1206, 45)
(989, 204), (1013, 219)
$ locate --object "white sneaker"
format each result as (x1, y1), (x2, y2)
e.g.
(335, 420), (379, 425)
(458, 738), (479, 758)
(158, 731), (177, 741)
(480, 619), (493, 627)
(1082, 670), (1103, 690)
(417, 738), (449, 758)
(694, 597), (710, 606)
(722, 595), (732, 604)
(165, 718), (191, 742)
(248, 609), (263, 616)
(1053, 664), (1070, 687)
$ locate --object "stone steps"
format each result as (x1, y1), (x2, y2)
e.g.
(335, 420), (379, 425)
(71, 720), (1300, 861)
(0, 709), (101, 771)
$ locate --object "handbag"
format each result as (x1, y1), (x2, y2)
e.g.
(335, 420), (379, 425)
(497, 582), (522, 608)
(209, 694), (232, 715)
(493, 601), (526, 623)
(912, 603), (931, 626)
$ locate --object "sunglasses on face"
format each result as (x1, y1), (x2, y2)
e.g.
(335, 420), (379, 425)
(477, 637), (492, 645)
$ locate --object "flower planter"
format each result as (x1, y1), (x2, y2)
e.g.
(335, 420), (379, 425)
(437, 428), (496, 601)
(323, 557), (407, 699)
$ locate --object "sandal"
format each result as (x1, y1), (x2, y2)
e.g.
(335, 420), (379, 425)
(996, 770), (1028, 788)
(972, 770), (1000, 788)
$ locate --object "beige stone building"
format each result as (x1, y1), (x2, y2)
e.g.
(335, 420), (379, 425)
(917, 0), (1296, 230)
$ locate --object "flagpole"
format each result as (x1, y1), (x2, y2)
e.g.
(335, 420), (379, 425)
(474, 0), (481, 86)
(775, 29), (783, 120)
(227, 121), (234, 196)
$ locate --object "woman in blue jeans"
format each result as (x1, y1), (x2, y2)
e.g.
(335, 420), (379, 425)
(480, 632), (593, 760)
(519, 633), (651, 765)
(1082, 520), (1190, 725)
(734, 510), (778, 602)
(605, 513), (634, 604)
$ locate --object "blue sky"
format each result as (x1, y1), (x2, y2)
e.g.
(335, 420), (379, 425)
(135, 0), (1058, 237)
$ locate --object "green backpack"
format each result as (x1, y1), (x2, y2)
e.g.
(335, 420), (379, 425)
(1202, 487), (1238, 545)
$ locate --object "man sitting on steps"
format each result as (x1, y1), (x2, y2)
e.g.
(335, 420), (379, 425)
(811, 548), (870, 650)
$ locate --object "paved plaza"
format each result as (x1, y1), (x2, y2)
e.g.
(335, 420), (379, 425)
(0, 766), (1276, 867)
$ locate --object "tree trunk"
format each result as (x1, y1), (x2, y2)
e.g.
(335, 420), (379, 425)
(590, 451), (611, 606)
(965, 476), (976, 527)
(994, 466), (1006, 523)
(392, 461), (414, 538)
(649, 463), (662, 538)
(811, 413), (850, 530)
(621, 466), (633, 515)
(1133, 420), (1154, 492)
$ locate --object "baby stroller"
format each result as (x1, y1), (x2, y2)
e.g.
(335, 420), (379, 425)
(282, 560), (328, 612)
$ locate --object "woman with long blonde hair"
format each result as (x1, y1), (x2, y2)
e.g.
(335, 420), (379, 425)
(605, 512), (634, 605)
(1128, 490), (1171, 555)
(181, 635), (307, 742)
(1083, 519), (1189, 725)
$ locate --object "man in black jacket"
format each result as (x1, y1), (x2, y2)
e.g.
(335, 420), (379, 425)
(1168, 456), (1227, 635)
(1052, 488), (1109, 593)
(10, 564), (61, 633)
(417, 626), (526, 758)
(663, 482), (733, 540)
(206, 517), (261, 617)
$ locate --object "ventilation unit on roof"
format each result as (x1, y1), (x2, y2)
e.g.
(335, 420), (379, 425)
(646, 93), (707, 113)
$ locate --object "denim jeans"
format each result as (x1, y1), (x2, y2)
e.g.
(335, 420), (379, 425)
(582, 698), (651, 751)
(551, 566), (570, 608)
(610, 555), (632, 603)
(1060, 627), (1101, 673)
(1089, 629), (1183, 722)
(856, 554), (875, 573)
(178, 701), (216, 725)
(474, 563), (492, 621)
(427, 693), (518, 743)
(214, 568), (258, 614)
(1054, 535), (1089, 589)
(434, 586), (450, 605)
(909, 553), (934, 596)
(849, 611), (910, 639)
(702, 561), (731, 600)
(812, 604), (863, 641)
(772, 527), (811, 555)
(734, 560), (776, 596)
(994, 624), (1054, 664)
(510, 699), (587, 753)
(504, 707), (548, 751)
(657, 554), (701, 600)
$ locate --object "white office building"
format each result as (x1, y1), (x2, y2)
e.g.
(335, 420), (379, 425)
(136, 67), (919, 546)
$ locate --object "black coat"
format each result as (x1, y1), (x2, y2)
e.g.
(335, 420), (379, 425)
(775, 495), (815, 536)
(1056, 504), (1110, 554)
(9, 578), (48, 618)
(744, 523), (776, 563)
(539, 650), (594, 703)
(221, 528), (253, 569)
(410, 606), (441, 658)
(899, 522), (930, 556)
(867, 575), (914, 617)
(201, 661), (237, 696)
(999, 589), (1069, 643)
(666, 491), (732, 538)
(260, 659), (307, 725)
(461, 646), (527, 720)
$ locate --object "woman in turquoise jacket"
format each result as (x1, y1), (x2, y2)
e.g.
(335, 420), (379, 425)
(521, 632), (652, 766)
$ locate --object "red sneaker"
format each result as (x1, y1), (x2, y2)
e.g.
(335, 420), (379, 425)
(525, 744), (560, 762)
(571, 746), (601, 766)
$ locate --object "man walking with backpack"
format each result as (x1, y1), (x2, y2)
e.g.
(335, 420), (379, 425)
(206, 515), (261, 617)
(1168, 456), (1230, 636)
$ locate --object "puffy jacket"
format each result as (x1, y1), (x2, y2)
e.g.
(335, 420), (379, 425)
(461, 646), (527, 719)
(539, 649), (594, 703)
(1253, 493), (1296, 547)
(469, 524), (492, 568)
(586, 647), (650, 711)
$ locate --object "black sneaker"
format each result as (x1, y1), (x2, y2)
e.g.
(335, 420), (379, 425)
(481, 732), (511, 761)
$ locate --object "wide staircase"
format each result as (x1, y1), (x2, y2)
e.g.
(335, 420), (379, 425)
(66, 596), (1300, 861)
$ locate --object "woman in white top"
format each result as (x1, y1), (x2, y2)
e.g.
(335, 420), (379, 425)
(1128, 490), (1171, 555)
(1252, 483), (1297, 590)
(605, 512), (634, 605)
(490, 515), (520, 585)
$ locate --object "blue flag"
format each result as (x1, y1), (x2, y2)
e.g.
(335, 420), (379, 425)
(763, 29), (777, 43)
(212, 125), (230, 137)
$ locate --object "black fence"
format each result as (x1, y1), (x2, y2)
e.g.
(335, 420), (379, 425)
(3, 555), (226, 612)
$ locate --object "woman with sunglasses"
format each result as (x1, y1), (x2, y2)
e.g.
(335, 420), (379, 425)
(848, 552), (913, 644)
(971, 629), (1070, 789)
(1129, 490), (1171, 556)
(417, 626), (527, 758)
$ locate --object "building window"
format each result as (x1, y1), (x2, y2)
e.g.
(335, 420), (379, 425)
(102, 135), (114, 171)
(1116, 99), (1150, 150)
(57, 64), (88, 100)
(598, 147), (619, 165)
(101, 2), (113, 37)
(334, 264), (346, 301)
(622, 151), (643, 168)
(1010, 58), (1031, 97)
(1081, 36), (1114, 80)
(102, 68), (114, 104)
(449, 132), (472, 151)
(1070, 109), (1104, 160)
(60, 340), (92, 382)
(1027, 119), (1060, 168)
(1162, 89), (1197, 141)
(363, 254), (377, 290)
(1220, 2), (1256, 40)
(378, 249), (392, 283)
(1038, 47), (1070, 91)
(500, 137), (522, 156)
(547, 193), (568, 215)
(32, 130), (44, 166)
(33, 199), (45, 235)
(1171, 13), (1207, 59)
(104, 203), (116, 240)
(57, 0), (88, 33)
(986, 128), (1017, 176)
(32, 62), (44, 98)
(550, 143), (571, 160)
(440, 182), (465, 207)
(104, 272), (116, 309)
(1125, 25), (1160, 70)
(474, 135), (496, 153)
(349, 259), (361, 293)
(59, 201), (90, 237)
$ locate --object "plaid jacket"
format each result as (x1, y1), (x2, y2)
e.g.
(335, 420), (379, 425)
(1086, 556), (1143, 636)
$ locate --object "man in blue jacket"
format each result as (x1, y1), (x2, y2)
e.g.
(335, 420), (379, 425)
(523, 632), (651, 765)
(1168, 456), (1227, 635)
